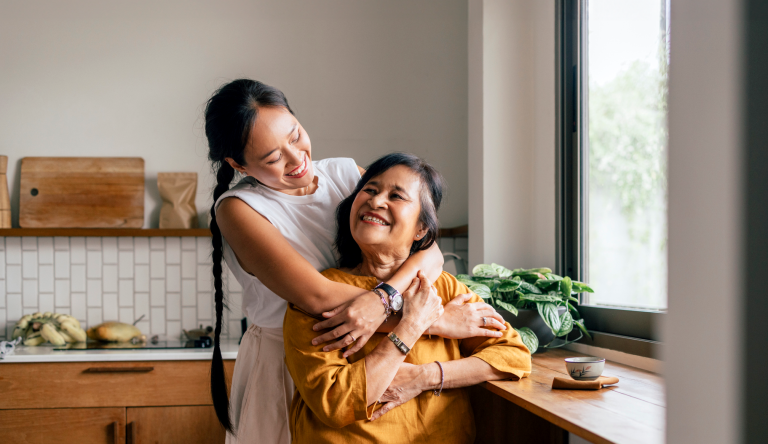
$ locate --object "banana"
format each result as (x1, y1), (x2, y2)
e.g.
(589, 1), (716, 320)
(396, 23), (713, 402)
(60, 321), (87, 343)
(58, 329), (75, 343)
(57, 315), (81, 329)
(12, 316), (32, 339)
(24, 332), (45, 346)
(31, 312), (42, 319)
(42, 312), (53, 319)
(41, 323), (66, 346)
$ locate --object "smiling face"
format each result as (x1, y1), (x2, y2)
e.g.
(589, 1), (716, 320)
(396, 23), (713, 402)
(349, 165), (429, 258)
(224, 106), (313, 194)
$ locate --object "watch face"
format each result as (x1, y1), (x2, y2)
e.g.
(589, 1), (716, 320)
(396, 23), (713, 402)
(390, 294), (404, 311)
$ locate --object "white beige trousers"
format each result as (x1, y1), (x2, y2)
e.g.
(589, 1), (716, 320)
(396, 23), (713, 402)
(226, 325), (295, 444)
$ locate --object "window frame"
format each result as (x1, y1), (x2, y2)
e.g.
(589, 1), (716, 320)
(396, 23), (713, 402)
(555, 0), (665, 351)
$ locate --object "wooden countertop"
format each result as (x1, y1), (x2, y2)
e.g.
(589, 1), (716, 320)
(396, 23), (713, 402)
(482, 348), (665, 444)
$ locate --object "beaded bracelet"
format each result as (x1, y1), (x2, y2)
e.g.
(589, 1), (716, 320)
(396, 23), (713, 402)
(433, 361), (444, 396)
(372, 288), (392, 319)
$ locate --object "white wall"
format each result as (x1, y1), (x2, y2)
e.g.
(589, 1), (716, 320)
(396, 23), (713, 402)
(468, 0), (556, 269)
(664, 0), (744, 442)
(0, 0), (469, 229)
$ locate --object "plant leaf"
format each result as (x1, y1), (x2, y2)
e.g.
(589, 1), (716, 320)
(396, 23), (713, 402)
(525, 267), (553, 274)
(556, 311), (574, 337)
(516, 327), (539, 354)
(472, 264), (497, 277)
(496, 280), (522, 292)
(559, 277), (573, 300)
(456, 274), (472, 282)
(534, 279), (562, 291)
(466, 282), (491, 299)
(545, 273), (563, 281)
(494, 300), (518, 316)
(518, 281), (543, 294)
(574, 318), (592, 340)
(567, 301), (580, 318)
(536, 302), (562, 335)
(572, 281), (595, 293)
(519, 293), (562, 303)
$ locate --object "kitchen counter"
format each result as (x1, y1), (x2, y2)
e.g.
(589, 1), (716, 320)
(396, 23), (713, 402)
(0, 339), (240, 363)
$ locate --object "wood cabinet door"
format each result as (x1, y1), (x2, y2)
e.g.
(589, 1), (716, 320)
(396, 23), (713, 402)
(126, 405), (224, 444)
(0, 407), (125, 444)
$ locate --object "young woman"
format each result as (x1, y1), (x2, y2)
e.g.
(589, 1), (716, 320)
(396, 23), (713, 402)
(204, 79), (507, 443)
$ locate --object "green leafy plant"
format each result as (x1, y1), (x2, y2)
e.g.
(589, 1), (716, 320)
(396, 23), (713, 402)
(456, 264), (594, 354)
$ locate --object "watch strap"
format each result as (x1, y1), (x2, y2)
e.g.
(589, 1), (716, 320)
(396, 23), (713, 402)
(387, 332), (410, 355)
(375, 282), (403, 312)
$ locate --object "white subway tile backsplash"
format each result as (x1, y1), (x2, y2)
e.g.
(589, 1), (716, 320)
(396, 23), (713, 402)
(135, 293), (149, 321)
(119, 307), (134, 324)
(150, 237), (165, 251)
(39, 293), (54, 313)
(71, 292), (86, 322)
(118, 237), (133, 251)
(54, 252), (70, 278)
(150, 307), (165, 334)
(39, 265), (54, 293)
(55, 279), (70, 307)
(103, 293), (118, 320)
(118, 251), (134, 278)
(181, 251), (196, 279)
(71, 265), (86, 292)
(86, 237), (102, 251)
(119, 280), (133, 307)
(134, 238), (149, 264)
(103, 265), (118, 293)
(22, 237), (36, 251)
(22, 280), (38, 307)
(87, 307), (102, 329)
(150, 279), (165, 307)
(87, 280), (102, 307)
(22, 251), (37, 279)
(38, 238), (54, 264)
(70, 238), (86, 264)
(181, 237), (196, 251)
(7, 265), (21, 293)
(0, 309), (6, 338)
(6, 238), (21, 264)
(150, 251), (165, 278)
(54, 237), (69, 251)
(135, 265), (149, 292)
(166, 238), (181, 264)
(86, 251), (102, 279)
(167, 292), (180, 320)
(181, 279), (196, 306)
(0, 236), (244, 339)
(166, 265), (180, 292)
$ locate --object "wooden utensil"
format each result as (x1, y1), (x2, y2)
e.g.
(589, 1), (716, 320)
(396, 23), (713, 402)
(0, 156), (11, 228)
(19, 157), (144, 228)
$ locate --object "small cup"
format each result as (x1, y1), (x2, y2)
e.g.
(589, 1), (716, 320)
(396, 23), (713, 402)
(565, 357), (605, 381)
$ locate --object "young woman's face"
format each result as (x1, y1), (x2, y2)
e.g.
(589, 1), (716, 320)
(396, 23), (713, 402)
(349, 165), (428, 257)
(226, 106), (313, 193)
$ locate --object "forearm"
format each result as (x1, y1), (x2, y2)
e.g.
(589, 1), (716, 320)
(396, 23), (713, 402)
(385, 242), (443, 293)
(365, 321), (421, 405)
(423, 356), (514, 392)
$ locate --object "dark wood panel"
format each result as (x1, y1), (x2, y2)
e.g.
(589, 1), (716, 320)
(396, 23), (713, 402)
(127, 405), (224, 444)
(0, 407), (125, 444)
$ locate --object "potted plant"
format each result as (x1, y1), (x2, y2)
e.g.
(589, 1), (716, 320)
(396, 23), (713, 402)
(456, 264), (594, 353)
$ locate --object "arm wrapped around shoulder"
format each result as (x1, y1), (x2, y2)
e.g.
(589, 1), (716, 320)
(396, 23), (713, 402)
(283, 304), (371, 428)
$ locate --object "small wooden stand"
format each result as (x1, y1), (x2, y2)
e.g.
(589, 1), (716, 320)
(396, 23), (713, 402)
(0, 156), (11, 228)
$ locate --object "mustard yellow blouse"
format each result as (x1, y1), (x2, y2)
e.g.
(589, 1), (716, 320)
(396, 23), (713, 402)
(283, 270), (532, 444)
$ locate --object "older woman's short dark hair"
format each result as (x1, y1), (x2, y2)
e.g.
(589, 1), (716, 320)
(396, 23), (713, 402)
(335, 153), (445, 268)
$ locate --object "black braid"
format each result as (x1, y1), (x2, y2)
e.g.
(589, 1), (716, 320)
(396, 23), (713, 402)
(204, 79), (293, 435)
(210, 162), (236, 433)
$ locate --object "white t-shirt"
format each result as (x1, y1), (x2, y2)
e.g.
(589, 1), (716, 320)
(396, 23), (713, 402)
(214, 157), (361, 329)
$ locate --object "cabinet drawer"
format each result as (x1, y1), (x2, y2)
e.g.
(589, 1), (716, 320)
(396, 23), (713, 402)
(0, 407), (125, 444)
(0, 360), (235, 409)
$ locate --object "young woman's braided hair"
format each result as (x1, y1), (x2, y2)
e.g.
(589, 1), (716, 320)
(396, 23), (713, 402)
(204, 79), (293, 434)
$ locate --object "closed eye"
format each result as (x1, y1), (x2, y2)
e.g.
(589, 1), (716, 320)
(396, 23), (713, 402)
(267, 154), (282, 165)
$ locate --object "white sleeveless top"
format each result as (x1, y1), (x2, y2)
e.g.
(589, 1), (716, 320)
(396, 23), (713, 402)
(214, 157), (361, 329)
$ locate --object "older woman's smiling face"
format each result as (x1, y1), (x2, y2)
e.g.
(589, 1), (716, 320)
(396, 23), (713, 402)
(350, 165), (428, 256)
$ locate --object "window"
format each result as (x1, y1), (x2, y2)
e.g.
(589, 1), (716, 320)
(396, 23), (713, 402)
(557, 0), (668, 343)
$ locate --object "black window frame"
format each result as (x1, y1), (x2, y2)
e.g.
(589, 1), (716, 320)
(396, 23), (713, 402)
(555, 0), (665, 354)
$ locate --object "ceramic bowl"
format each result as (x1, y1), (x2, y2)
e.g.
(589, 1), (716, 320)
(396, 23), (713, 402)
(564, 357), (605, 381)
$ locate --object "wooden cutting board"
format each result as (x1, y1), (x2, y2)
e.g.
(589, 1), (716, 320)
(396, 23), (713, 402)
(19, 157), (144, 228)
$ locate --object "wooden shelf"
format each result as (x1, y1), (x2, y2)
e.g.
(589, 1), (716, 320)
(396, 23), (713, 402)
(438, 224), (468, 237)
(0, 228), (211, 237)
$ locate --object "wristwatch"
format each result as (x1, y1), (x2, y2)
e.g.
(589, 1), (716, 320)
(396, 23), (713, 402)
(387, 332), (410, 355)
(375, 283), (403, 313)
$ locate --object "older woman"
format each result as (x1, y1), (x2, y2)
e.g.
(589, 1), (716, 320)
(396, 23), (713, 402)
(283, 153), (532, 443)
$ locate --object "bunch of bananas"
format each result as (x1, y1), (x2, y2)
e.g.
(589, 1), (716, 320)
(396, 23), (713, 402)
(12, 312), (87, 346)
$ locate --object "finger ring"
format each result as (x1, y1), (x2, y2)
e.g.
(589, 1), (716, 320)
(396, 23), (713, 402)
(482, 317), (487, 326)
(348, 333), (356, 342)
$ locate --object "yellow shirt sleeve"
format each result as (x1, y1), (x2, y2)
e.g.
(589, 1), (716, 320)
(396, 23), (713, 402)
(283, 304), (371, 428)
(436, 272), (533, 380)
